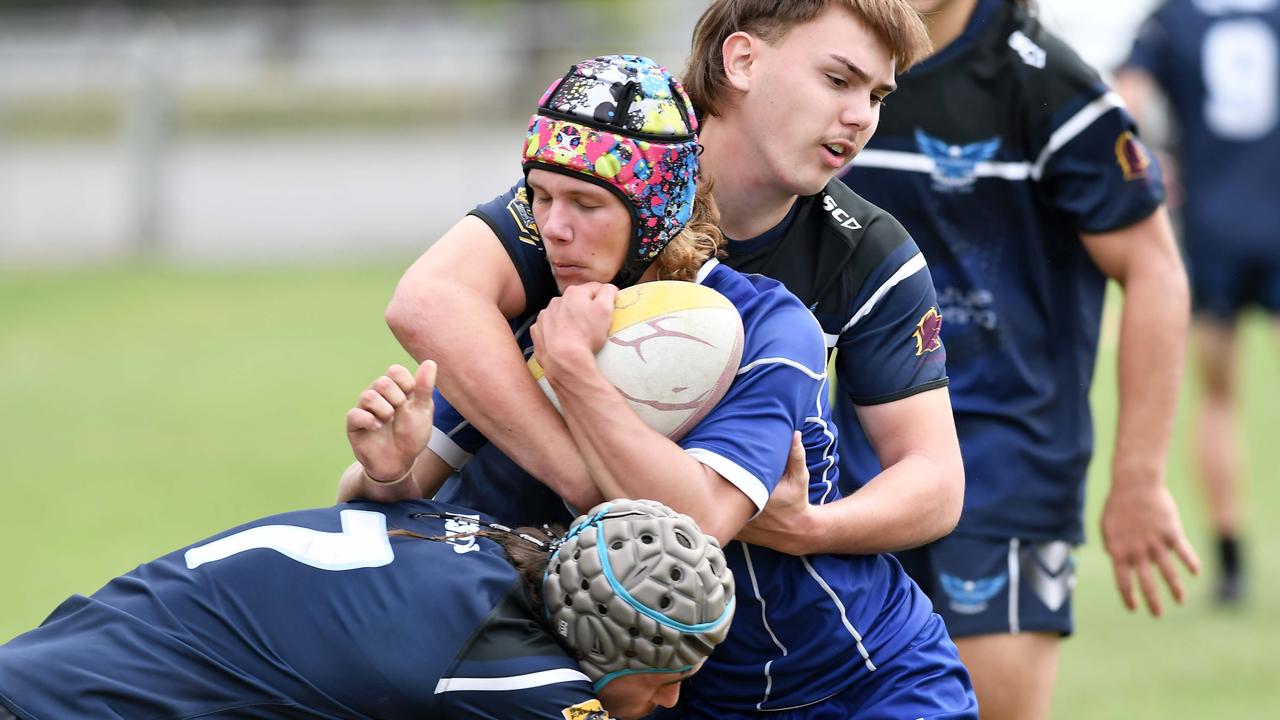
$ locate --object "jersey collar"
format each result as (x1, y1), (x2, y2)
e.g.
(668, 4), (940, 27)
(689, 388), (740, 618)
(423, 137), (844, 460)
(909, 0), (1004, 75)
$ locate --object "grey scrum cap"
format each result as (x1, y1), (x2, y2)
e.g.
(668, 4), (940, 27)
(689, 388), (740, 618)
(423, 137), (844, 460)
(544, 498), (735, 690)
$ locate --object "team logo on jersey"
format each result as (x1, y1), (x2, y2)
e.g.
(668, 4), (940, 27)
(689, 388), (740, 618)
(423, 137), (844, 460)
(940, 572), (1008, 615)
(508, 185), (543, 247)
(913, 307), (944, 356)
(1115, 131), (1152, 181)
(562, 699), (611, 719)
(1007, 30), (1047, 69)
(915, 130), (1002, 193)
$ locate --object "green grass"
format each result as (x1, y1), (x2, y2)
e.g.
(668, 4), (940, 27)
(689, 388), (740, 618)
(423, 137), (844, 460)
(1, 267), (1276, 715)
(1057, 306), (1280, 717)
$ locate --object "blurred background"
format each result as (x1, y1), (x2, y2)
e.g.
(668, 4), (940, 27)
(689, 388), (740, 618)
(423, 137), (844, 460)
(1, 1), (1275, 717)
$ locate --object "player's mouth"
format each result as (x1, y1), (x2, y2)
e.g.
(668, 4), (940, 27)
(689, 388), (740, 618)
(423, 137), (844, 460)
(551, 262), (590, 283)
(821, 140), (854, 167)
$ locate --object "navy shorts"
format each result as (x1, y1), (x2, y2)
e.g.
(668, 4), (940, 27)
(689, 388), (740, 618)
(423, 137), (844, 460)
(659, 613), (977, 719)
(895, 535), (1076, 638)
(1186, 243), (1280, 322)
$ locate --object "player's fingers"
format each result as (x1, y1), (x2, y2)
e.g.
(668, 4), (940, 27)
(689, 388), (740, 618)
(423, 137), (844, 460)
(386, 364), (416, 394)
(1172, 534), (1202, 577)
(1111, 556), (1137, 612)
(410, 360), (438, 406)
(784, 431), (808, 483)
(1135, 555), (1163, 617)
(371, 375), (408, 408)
(1153, 548), (1186, 605)
(346, 407), (382, 433)
(357, 388), (396, 422)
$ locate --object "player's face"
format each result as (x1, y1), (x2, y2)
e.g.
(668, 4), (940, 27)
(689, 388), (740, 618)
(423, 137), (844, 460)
(595, 667), (693, 719)
(527, 169), (631, 292)
(734, 4), (896, 195)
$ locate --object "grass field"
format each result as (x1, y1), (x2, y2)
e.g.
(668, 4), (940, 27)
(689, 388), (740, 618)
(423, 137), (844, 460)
(1, 264), (1277, 716)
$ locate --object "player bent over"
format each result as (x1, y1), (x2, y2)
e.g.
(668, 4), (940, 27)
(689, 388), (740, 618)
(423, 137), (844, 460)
(0, 362), (734, 720)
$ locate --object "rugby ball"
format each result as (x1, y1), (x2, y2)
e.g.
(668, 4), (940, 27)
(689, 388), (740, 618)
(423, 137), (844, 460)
(528, 281), (744, 440)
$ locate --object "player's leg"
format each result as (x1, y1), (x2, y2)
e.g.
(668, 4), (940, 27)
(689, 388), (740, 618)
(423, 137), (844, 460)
(953, 632), (1058, 720)
(1191, 319), (1244, 603)
(898, 536), (1074, 720)
(1188, 248), (1249, 604)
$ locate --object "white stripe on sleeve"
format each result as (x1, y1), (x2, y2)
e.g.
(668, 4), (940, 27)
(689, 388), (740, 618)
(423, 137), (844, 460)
(434, 668), (591, 694)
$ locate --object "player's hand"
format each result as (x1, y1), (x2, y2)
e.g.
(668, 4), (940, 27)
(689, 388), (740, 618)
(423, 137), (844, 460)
(1100, 473), (1200, 617)
(531, 282), (618, 379)
(346, 361), (437, 483)
(736, 433), (813, 555)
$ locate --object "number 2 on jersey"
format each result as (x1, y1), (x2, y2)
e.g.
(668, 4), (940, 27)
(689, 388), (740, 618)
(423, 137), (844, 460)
(184, 509), (395, 571)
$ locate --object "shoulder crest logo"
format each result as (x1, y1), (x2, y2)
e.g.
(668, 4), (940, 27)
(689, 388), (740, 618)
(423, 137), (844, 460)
(562, 699), (611, 720)
(1114, 131), (1152, 181)
(509, 185), (543, 247)
(915, 129), (1001, 193)
(1008, 30), (1046, 69)
(913, 307), (944, 356)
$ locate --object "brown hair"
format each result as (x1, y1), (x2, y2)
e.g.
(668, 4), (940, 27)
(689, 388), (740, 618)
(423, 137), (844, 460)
(683, 0), (932, 120)
(390, 524), (560, 620)
(652, 179), (725, 282)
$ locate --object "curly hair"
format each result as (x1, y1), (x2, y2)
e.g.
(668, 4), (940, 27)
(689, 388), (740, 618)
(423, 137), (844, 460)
(652, 179), (725, 282)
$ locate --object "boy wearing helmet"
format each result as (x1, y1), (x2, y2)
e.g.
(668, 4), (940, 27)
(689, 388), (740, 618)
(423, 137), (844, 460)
(382, 0), (966, 562)
(0, 365), (734, 720)
(343, 55), (977, 718)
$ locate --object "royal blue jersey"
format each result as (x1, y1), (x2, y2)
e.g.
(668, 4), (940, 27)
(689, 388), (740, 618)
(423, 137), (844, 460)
(0, 500), (599, 720)
(840, 0), (1166, 542)
(429, 182), (939, 711)
(1123, 0), (1280, 254)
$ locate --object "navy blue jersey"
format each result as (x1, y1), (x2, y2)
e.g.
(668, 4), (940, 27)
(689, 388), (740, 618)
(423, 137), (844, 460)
(430, 182), (940, 711)
(840, 0), (1166, 542)
(0, 501), (598, 720)
(1123, 0), (1280, 253)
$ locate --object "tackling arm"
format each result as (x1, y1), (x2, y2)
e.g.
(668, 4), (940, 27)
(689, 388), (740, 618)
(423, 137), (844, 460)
(384, 215), (600, 509)
(737, 386), (963, 555)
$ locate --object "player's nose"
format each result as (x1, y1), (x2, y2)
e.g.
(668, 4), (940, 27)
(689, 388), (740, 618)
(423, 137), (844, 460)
(654, 682), (681, 709)
(539, 202), (574, 244)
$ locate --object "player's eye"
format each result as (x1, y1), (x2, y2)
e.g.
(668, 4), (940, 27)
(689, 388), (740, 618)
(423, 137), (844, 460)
(827, 74), (849, 89)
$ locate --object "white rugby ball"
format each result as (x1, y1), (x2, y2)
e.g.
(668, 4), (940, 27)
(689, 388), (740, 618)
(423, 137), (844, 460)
(528, 281), (745, 440)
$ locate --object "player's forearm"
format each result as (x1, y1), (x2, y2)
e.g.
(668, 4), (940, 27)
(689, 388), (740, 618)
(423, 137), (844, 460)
(1111, 234), (1189, 488)
(387, 286), (595, 503)
(546, 353), (746, 544)
(787, 453), (962, 555)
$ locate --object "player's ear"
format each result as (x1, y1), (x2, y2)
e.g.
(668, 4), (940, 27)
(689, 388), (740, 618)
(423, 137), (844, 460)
(722, 31), (756, 93)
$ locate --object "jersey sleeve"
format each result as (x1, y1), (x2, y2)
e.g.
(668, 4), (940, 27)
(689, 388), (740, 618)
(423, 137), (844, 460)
(428, 388), (488, 470)
(677, 305), (829, 513)
(469, 181), (559, 310)
(835, 234), (949, 406)
(1034, 83), (1167, 235)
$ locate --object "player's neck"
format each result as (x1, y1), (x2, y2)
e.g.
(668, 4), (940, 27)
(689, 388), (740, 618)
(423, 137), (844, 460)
(919, 0), (980, 56)
(697, 115), (800, 241)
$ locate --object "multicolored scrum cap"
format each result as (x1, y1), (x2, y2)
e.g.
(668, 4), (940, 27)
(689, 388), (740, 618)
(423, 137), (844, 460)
(523, 55), (700, 288)
(544, 499), (735, 691)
